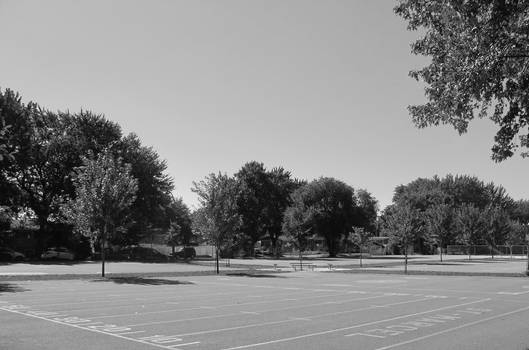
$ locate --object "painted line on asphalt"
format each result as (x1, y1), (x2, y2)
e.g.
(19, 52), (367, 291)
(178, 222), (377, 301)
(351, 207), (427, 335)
(124, 294), (396, 327)
(0, 305), (199, 350)
(173, 317), (311, 337)
(372, 305), (529, 350)
(53, 287), (345, 314)
(219, 298), (490, 350)
(88, 290), (365, 320)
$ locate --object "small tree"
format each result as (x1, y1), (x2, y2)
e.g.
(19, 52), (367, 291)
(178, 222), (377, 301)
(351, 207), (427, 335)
(350, 226), (372, 267)
(192, 173), (240, 274)
(505, 220), (527, 260)
(382, 205), (422, 274)
(424, 204), (453, 262)
(165, 197), (193, 254)
(63, 151), (137, 277)
(282, 201), (314, 270)
(454, 204), (483, 260)
(481, 206), (510, 259)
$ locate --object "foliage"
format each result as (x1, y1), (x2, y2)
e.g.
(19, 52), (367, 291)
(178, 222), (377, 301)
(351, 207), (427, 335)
(349, 226), (373, 267)
(512, 199), (529, 224)
(382, 204), (423, 252)
(0, 89), (174, 249)
(232, 162), (302, 256)
(62, 151), (137, 270)
(0, 89), (123, 237)
(505, 219), (528, 247)
(353, 189), (379, 233)
(282, 192), (314, 250)
(286, 177), (356, 257)
(424, 203), (453, 260)
(166, 197), (193, 247)
(191, 173), (240, 251)
(480, 206), (511, 256)
(395, 0), (529, 161)
(454, 203), (484, 255)
(115, 134), (174, 243)
(264, 167), (303, 255)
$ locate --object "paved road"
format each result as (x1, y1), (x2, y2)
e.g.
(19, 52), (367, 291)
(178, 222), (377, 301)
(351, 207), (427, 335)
(1, 273), (528, 349)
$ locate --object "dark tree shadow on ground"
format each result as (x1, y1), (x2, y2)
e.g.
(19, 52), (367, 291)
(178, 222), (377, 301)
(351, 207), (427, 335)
(0, 283), (28, 294)
(91, 277), (194, 285)
(226, 273), (286, 278)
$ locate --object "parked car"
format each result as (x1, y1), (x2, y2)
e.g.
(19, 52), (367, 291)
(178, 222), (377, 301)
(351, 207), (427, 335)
(0, 247), (26, 262)
(40, 247), (75, 261)
(172, 247), (196, 260)
(117, 246), (168, 261)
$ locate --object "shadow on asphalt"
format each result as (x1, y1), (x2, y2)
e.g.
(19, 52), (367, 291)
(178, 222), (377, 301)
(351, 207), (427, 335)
(0, 282), (28, 294)
(91, 277), (194, 285)
(0, 260), (89, 266)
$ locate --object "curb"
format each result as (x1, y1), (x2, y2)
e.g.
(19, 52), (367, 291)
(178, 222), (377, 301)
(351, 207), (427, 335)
(0, 268), (285, 281)
(330, 269), (528, 278)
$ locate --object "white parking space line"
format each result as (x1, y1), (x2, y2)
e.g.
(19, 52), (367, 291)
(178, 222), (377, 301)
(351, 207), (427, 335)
(372, 305), (529, 350)
(219, 299), (490, 350)
(0, 306), (196, 350)
(497, 290), (529, 295)
(86, 291), (370, 320)
(173, 318), (310, 337)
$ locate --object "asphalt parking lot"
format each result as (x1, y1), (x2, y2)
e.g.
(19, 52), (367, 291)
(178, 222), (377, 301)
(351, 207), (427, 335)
(1, 272), (529, 350)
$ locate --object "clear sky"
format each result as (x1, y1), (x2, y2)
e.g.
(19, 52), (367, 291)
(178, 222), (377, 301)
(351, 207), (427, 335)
(1, 0), (527, 211)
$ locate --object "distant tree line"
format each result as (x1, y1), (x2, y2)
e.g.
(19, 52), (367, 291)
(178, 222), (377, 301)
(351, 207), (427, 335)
(1, 89), (528, 262)
(380, 175), (529, 261)
(192, 162), (379, 258)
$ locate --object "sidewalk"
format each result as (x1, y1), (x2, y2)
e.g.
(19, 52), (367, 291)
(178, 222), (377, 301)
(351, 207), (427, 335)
(0, 255), (527, 280)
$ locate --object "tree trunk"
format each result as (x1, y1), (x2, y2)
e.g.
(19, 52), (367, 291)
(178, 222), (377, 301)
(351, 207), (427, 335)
(101, 223), (107, 278)
(404, 246), (408, 274)
(439, 240), (443, 262)
(35, 215), (50, 255)
(404, 244), (408, 274)
(359, 249), (363, 268)
(299, 248), (303, 271)
(326, 237), (337, 258)
(526, 244), (529, 273)
(216, 247), (220, 275)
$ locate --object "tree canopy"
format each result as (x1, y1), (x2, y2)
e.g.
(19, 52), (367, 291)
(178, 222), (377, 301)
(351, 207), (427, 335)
(0, 88), (174, 249)
(285, 177), (357, 257)
(63, 151), (138, 276)
(395, 0), (529, 161)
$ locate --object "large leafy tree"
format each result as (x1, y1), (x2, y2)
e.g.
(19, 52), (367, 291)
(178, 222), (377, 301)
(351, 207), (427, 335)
(287, 177), (356, 257)
(0, 90), (123, 249)
(354, 189), (379, 233)
(63, 151), (137, 277)
(395, 0), (529, 161)
(512, 199), (529, 224)
(262, 167), (302, 256)
(192, 173), (240, 273)
(115, 134), (174, 244)
(165, 197), (193, 253)
(234, 162), (272, 255)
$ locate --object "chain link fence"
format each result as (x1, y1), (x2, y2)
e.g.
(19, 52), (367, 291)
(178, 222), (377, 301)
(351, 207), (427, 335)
(447, 245), (528, 256)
